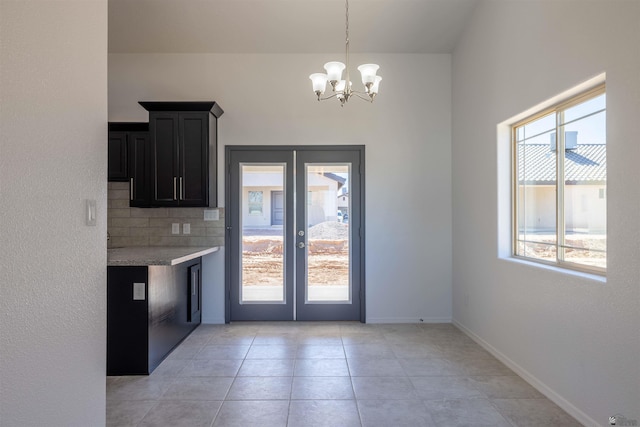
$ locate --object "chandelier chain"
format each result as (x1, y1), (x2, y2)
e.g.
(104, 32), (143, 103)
(345, 0), (349, 47)
(345, 0), (350, 95)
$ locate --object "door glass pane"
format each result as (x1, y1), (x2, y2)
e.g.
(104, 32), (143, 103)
(305, 163), (350, 302)
(240, 164), (285, 303)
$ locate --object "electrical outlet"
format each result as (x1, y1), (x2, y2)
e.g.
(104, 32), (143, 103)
(183, 223), (191, 234)
(204, 209), (219, 221)
(172, 223), (180, 234)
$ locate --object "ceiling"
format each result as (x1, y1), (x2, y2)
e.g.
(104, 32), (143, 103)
(108, 0), (479, 54)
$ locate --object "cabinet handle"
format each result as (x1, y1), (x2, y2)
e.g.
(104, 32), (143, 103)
(192, 272), (196, 295)
(180, 177), (183, 200)
(129, 178), (134, 201)
(173, 177), (177, 200)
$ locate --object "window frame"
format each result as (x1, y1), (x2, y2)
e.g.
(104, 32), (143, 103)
(512, 83), (606, 275)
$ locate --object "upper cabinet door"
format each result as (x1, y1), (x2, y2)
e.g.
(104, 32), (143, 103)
(179, 113), (208, 207)
(108, 132), (128, 182)
(129, 132), (150, 207)
(150, 113), (180, 206)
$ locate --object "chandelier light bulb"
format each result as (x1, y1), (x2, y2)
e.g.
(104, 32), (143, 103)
(309, 73), (328, 95)
(324, 62), (346, 84)
(357, 64), (379, 85)
(335, 79), (351, 93)
(370, 76), (382, 94)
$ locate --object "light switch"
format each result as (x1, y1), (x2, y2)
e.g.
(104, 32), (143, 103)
(204, 209), (219, 221)
(86, 199), (97, 226)
(183, 223), (191, 234)
(133, 283), (145, 300)
(172, 223), (180, 234)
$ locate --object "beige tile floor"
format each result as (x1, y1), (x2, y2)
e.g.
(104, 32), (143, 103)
(107, 322), (583, 427)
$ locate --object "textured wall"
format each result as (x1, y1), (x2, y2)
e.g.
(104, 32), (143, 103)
(452, 1), (640, 425)
(109, 53), (453, 323)
(0, 0), (108, 425)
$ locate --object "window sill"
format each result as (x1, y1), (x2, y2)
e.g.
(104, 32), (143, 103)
(500, 256), (606, 283)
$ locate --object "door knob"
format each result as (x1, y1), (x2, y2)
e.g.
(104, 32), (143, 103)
(298, 242), (306, 249)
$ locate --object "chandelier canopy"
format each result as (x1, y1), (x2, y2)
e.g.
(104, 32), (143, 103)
(309, 0), (381, 105)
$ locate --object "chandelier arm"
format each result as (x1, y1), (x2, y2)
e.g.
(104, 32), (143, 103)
(352, 93), (373, 103)
(319, 93), (340, 101)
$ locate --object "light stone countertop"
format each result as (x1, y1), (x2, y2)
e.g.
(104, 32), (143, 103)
(107, 246), (219, 266)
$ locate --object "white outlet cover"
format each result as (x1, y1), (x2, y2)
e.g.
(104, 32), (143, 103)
(172, 223), (180, 234)
(183, 223), (191, 234)
(204, 209), (219, 221)
(133, 283), (146, 300)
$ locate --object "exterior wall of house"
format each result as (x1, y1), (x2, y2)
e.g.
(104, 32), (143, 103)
(109, 53), (453, 324)
(0, 1), (108, 424)
(518, 185), (606, 232)
(452, 1), (639, 425)
(242, 186), (282, 227)
(337, 194), (349, 211)
(241, 173), (340, 227)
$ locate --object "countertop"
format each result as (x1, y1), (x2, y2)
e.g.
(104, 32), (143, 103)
(107, 246), (219, 266)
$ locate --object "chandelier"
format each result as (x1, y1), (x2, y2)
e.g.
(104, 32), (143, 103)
(309, 0), (381, 106)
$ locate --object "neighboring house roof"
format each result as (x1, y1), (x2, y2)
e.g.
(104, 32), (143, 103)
(323, 173), (346, 189)
(518, 144), (606, 185)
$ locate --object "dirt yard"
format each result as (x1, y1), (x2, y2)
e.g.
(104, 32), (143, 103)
(519, 233), (606, 268)
(242, 222), (350, 286)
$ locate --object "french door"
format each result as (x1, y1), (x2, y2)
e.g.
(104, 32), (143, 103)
(225, 146), (364, 322)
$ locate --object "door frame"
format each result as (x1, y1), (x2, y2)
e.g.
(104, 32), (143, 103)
(224, 145), (366, 323)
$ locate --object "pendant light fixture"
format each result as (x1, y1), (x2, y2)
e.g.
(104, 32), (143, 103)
(309, 0), (381, 106)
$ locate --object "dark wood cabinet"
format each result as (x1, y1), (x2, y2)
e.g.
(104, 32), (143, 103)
(188, 262), (202, 323)
(140, 102), (224, 207)
(108, 132), (128, 181)
(107, 258), (202, 375)
(108, 123), (150, 207)
(128, 131), (150, 207)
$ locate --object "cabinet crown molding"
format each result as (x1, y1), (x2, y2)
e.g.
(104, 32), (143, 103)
(138, 101), (224, 118)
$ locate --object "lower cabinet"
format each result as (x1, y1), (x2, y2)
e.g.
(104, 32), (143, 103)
(107, 258), (202, 375)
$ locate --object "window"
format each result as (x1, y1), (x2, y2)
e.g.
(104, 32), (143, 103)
(513, 85), (606, 273)
(248, 191), (263, 215)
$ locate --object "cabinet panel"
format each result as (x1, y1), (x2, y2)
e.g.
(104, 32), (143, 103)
(151, 114), (179, 205)
(129, 132), (149, 207)
(188, 262), (201, 323)
(108, 132), (128, 181)
(179, 113), (208, 206)
(107, 266), (149, 375)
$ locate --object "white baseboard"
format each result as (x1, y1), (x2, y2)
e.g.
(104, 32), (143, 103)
(453, 319), (598, 427)
(201, 316), (225, 325)
(366, 316), (452, 324)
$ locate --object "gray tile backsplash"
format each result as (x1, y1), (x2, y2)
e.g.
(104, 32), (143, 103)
(107, 182), (225, 248)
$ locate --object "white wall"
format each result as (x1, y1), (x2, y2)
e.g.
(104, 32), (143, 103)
(0, 1), (108, 425)
(109, 53), (453, 323)
(452, 1), (639, 425)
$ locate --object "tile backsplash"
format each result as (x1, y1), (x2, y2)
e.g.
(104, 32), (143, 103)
(107, 182), (225, 248)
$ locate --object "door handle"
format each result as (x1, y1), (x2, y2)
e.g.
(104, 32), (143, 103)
(298, 242), (305, 249)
